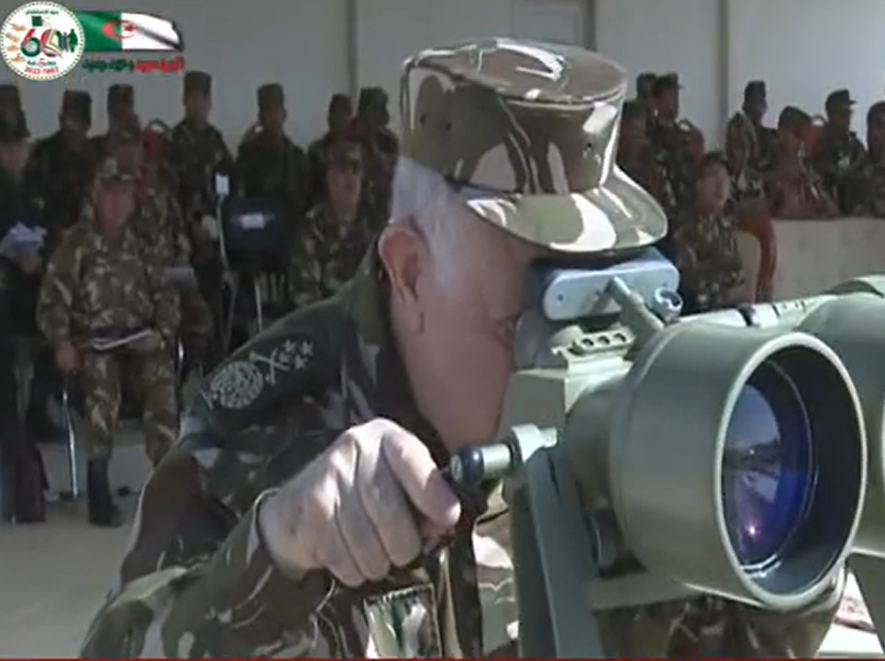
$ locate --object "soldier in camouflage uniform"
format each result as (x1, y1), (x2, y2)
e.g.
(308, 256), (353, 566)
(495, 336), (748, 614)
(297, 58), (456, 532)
(0, 83), (24, 127)
(768, 106), (838, 219)
(672, 153), (749, 313)
(647, 74), (699, 264)
(351, 86), (398, 234)
(235, 83), (308, 221)
(725, 81), (777, 173)
(289, 141), (371, 308)
(79, 40), (842, 658)
(306, 93), (353, 209)
(634, 72), (657, 128)
(37, 156), (179, 527)
(812, 89), (868, 214)
(618, 100), (665, 199)
(27, 90), (98, 247)
(90, 83), (136, 159)
(167, 71), (233, 366)
(107, 114), (213, 374)
(861, 101), (885, 216)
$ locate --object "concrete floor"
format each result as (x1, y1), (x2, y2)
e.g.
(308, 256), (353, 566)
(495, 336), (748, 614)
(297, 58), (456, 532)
(0, 431), (149, 658)
(0, 431), (881, 658)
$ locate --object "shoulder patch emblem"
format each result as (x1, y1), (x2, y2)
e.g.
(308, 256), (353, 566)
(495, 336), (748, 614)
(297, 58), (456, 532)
(206, 338), (315, 409)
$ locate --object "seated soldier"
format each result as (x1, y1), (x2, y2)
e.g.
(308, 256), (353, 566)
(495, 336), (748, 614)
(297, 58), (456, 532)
(672, 153), (750, 313)
(725, 128), (776, 301)
(767, 106), (838, 219)
(108, 114), (212, 371)
(36, 156), (180, 527)
(617, 100), (664, 198)
(812, 89), (868, 214)
(289, 142), (371, 308)
(861, 101), (885, 217)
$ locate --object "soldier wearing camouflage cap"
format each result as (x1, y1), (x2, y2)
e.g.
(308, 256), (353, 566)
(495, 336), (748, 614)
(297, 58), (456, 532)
(289, 140), (371, 308)
(37, 154), (179, 527)
(726, 80), (776, 171)
(812, 88), (868, 213)
(89, 83), (136, 159)
(0, 105), (47, 525)
(306, 93), (354, 209)
(234, 82), (308, 224)
(351, 85), (398, 232)
(79, 39), (843, 658)
(29, 90), (98, 239)
(168, 71), (232, 369)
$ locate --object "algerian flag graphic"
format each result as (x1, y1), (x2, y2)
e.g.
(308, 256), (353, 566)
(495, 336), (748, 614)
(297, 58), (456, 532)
(75, 11), (183, 52)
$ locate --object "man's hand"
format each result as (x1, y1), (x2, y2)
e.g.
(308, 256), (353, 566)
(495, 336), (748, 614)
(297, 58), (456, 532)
(54, 340), (80, 374)
(259, 418), (461, 587)
(130, 330), (162, 354)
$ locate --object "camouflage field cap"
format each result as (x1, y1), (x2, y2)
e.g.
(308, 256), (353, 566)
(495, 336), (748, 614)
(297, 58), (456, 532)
(0, 113), (29, 144)
(107, 83), (134, 114)
(61, 90), (91, 123)
(184, 71), (211, 95)
(94, 155), (136, 184)
(258, 84), (284, 111)
(400, 38), (667, 254)
(0, 84), (20, 109)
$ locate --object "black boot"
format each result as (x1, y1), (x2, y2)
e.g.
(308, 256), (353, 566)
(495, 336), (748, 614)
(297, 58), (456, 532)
(87, 458), (123, 528)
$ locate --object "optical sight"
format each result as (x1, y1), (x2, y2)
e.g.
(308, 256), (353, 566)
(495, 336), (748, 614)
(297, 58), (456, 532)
(447, 249), (874, 657)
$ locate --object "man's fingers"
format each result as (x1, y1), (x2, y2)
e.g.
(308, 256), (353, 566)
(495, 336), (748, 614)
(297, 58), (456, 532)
(381, 429), (461, 530)
(357, 458), (422, 568)
(337, 486), (390, 581)
(316, 523), (363, 588)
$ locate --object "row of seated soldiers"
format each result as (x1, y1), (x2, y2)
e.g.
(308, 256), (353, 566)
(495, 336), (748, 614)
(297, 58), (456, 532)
(0, 71), (398, 360)
(618, 74), (885, 227)
(0, 74), (390, 526)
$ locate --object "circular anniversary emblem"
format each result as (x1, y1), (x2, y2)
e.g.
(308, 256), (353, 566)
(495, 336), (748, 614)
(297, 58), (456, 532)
(2, 2), (84, 81)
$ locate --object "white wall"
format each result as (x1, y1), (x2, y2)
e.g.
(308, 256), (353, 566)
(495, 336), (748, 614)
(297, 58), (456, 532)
(596, 0), (885, 146)
(596, 0), (723, 146)
(0, 0), (589, 147)
(353, 0), (589, 133)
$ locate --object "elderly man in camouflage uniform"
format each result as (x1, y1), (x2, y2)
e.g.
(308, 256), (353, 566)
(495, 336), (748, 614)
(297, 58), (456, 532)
(27, 90), (97, 244)
(90, 84), (136, 158)
(306, 93), (353, 209)
(351, 86), (398, 234)
(812, 89), (868, 214)
(289, 141), (371, 308)
(37, 156), (179, 527)
(79, 39), (841, 658)
(235, 83), (308, 221)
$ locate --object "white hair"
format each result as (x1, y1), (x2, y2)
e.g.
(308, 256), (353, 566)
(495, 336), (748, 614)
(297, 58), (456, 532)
(388, 157), (471, 287)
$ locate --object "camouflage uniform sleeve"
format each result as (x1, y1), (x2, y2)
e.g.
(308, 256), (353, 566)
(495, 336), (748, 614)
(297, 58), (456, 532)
(167, 193), (191, 263)
(36, 230), (81, 346)
(287, 215), (322, 308)
(79, 453), (334, 657)
(145, 256), (181, 348)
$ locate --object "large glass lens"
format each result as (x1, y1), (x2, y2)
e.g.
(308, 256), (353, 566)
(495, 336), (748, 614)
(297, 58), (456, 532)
(721, 363), (815, 568)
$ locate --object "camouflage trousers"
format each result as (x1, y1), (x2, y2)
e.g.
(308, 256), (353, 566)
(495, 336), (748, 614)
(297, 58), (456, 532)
(79, 349), (177, 464)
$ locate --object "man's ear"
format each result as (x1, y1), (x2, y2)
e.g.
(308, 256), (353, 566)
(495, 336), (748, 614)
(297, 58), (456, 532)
(378, 220), (426, 331)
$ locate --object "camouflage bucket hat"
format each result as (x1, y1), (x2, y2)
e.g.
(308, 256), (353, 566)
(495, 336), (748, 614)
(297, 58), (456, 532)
(400, 38), (666, 254)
